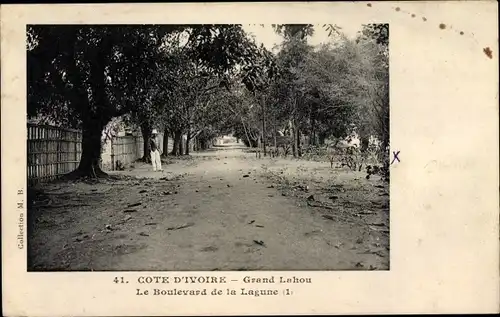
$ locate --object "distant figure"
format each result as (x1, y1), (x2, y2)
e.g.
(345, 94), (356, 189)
(150, 129), (162, 172)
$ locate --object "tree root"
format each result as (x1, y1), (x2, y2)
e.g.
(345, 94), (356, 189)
(62, 167), (109, 181)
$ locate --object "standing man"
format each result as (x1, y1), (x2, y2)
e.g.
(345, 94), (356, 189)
(150, 129), (162, 172)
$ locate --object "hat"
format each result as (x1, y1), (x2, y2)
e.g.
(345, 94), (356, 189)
(152, 129), (158, 134)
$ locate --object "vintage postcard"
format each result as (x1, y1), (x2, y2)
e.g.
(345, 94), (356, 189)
(1, 1), (498, 315)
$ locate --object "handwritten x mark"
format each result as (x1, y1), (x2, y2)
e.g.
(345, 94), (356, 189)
(391, 151), (400, 165)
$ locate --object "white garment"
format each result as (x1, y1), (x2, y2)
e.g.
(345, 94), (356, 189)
(150, 150), (162, 171)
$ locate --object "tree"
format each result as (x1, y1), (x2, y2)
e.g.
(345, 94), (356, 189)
(240, 44), (279, 155)
(355, 24), (389, 154)
(299, 40), (366, 146)
(260, 23), (382, 159)
(129, 65), (177, 162)
(272, 24), (315, 40)
(149, 25), (264, 155)
(27, 25), (174, 177)
(27, 24), (262, 174)
(271, 25), (316, 157)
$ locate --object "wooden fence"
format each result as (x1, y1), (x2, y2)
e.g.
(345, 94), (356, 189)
(27, 123), (83, 185)
(108, 136), (144, 170)
(27, 123), (182, 186)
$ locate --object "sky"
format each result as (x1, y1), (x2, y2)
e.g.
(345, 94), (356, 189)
(242, 24), (363, 52)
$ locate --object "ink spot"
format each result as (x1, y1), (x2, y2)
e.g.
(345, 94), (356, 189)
(483, 47), (493, 59)
(367, 3), (372, 7)
(411, 14), (416, 18)
(422, 17), (427, 21)
(459, 31), (464, 35)
(439, 23), (446, 30)
(395, 7), (401, 12)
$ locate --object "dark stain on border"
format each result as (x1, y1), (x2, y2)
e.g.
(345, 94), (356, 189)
(483, 47), (493, 59)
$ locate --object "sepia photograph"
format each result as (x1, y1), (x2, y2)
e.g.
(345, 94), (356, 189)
(24, 23), (391, 272)
(2, 1), (498, 315)
(25, 23), (390, 272)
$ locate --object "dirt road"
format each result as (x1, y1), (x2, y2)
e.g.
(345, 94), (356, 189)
(28, 143), (389, 271)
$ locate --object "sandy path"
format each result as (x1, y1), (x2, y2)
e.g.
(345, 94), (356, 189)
(28, 143), (389, 271)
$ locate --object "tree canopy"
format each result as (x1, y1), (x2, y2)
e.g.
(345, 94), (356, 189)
(27, 23), (389, 177)
(27, 24), (264, 175)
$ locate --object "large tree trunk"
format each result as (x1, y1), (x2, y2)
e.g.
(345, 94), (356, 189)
(67, 48), (111, 179)
(69, 118), (108, 178)
(140, 123), (152, 163)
